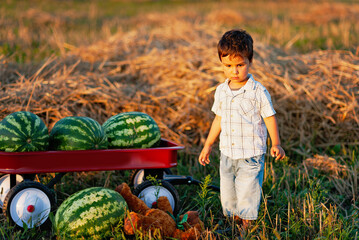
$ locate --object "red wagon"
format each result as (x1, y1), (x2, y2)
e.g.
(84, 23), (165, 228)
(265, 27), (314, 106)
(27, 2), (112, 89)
(0, 139), (198, 229)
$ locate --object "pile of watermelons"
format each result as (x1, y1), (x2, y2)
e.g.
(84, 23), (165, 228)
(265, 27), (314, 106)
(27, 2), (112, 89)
(0, 111), (161, 152)
(0, 111), (163, 239)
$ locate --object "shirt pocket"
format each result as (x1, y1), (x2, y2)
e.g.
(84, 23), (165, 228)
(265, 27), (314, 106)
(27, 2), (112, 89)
(238, 98), (255, 115)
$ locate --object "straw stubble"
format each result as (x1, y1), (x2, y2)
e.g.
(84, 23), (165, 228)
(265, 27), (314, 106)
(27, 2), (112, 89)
(0, 12), (358, 154)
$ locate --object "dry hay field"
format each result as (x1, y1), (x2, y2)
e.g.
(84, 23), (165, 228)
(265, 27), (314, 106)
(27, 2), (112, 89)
(1, 2), (358, 155)
(1, 0), (359, 239)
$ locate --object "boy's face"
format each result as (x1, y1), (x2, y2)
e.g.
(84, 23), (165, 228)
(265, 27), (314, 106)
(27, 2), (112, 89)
(221, 54), (251, 87)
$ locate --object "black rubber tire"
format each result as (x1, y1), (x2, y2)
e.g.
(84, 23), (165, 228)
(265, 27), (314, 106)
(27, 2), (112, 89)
(133, 180), (180, 215)
(2, 181), (56, 229)
(129, 168), (172, 188)
(0, 174), (24, 214)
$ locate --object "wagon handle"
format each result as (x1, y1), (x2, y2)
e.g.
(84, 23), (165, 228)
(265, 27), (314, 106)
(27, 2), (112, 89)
(163, 175), (220, 192)
(46, 172), (67, 189)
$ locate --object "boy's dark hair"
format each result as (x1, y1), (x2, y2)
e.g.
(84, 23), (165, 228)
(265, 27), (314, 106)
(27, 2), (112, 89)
(217, 29), (253, 63)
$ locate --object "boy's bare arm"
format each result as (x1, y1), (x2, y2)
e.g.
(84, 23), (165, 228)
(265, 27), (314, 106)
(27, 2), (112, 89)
(263, 115), (286, 160)
(198, 115), (221, 166)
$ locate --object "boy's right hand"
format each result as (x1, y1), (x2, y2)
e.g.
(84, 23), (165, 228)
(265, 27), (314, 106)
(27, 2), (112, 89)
(198, 145), (212, 166)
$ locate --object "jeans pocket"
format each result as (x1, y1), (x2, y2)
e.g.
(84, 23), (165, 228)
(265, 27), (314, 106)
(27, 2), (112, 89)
(244, 158), (258, 167)
(243, 155), (263, 167)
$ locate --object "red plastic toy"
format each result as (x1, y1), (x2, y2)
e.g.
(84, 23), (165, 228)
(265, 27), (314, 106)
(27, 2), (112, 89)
(0, 139), (186, 229)
(0, 139), (183, 174)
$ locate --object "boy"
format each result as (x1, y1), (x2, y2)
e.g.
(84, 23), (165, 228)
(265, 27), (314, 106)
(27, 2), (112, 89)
(198, 29), (285, 232)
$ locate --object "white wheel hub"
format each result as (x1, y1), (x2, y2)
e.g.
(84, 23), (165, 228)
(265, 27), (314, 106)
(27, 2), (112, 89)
(9, 187), (51, 228)
(138, 186), (175, 212)
(0, 175), (23, 207)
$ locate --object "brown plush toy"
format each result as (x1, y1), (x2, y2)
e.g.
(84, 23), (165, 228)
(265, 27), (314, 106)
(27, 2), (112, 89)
(173, 211), (205, 240)
(115, 183), (176, 237)
(115, 183), (205, 239)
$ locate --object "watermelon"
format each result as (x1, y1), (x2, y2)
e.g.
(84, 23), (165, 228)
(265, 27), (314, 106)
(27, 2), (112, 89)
(0, 111), (49, 152)
(49, 116), (108, 151)
(54, 187), (128, 239)
(103, 112), (161, 149)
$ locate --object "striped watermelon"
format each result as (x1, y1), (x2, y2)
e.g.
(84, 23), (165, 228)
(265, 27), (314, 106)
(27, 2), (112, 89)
(103, 112), (161, 149)
(49, 116), (108, 151)
(54, 187), (128, 239)
(0, 111), (49, 152)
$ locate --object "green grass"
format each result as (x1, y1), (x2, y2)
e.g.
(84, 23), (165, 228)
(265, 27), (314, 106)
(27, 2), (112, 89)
(1, 146), (358, 239)
(1, 0), (359, 63)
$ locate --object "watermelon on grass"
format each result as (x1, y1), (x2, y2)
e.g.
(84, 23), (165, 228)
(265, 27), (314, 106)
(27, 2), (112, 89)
(0, 111), (49, 152)
(54, 187), (128, 239)
(103, 112), (161, 149)
(49, 116), (108, 151)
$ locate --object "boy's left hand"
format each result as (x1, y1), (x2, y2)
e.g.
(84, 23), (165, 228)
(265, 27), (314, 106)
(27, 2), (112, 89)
(271, 145), (285, 161)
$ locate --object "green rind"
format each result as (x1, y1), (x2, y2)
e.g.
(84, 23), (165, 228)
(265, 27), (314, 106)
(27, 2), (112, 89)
(0, 111), (49, 152)
(54, 187), (128, 239)
(49, 116), (108, 151)
(103, 112), (161, 149)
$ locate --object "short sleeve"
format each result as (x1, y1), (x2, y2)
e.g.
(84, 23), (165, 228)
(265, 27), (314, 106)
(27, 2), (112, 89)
(260, 89), (276, 118)
(211, 86), (222, 116)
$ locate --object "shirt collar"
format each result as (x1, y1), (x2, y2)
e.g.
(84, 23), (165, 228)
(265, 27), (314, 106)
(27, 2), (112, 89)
(224, 74), (256, 96)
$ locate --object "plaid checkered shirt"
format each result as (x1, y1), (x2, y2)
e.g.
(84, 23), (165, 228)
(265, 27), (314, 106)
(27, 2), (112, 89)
(212, 74), (276, 159)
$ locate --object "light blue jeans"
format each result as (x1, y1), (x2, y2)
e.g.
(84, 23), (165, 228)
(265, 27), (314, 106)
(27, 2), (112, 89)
(220, 153), (265, 220)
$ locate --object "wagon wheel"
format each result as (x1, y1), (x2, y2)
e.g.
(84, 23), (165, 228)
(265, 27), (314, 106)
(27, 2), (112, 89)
(0, 174), (24, 209)
(133, 180), (180, 215)
(130, 168), (172, 188)
(2, 181), (56, 229)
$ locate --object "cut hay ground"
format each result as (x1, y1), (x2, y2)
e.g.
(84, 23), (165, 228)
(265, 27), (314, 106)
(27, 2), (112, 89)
(0, 10), (358, 156)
